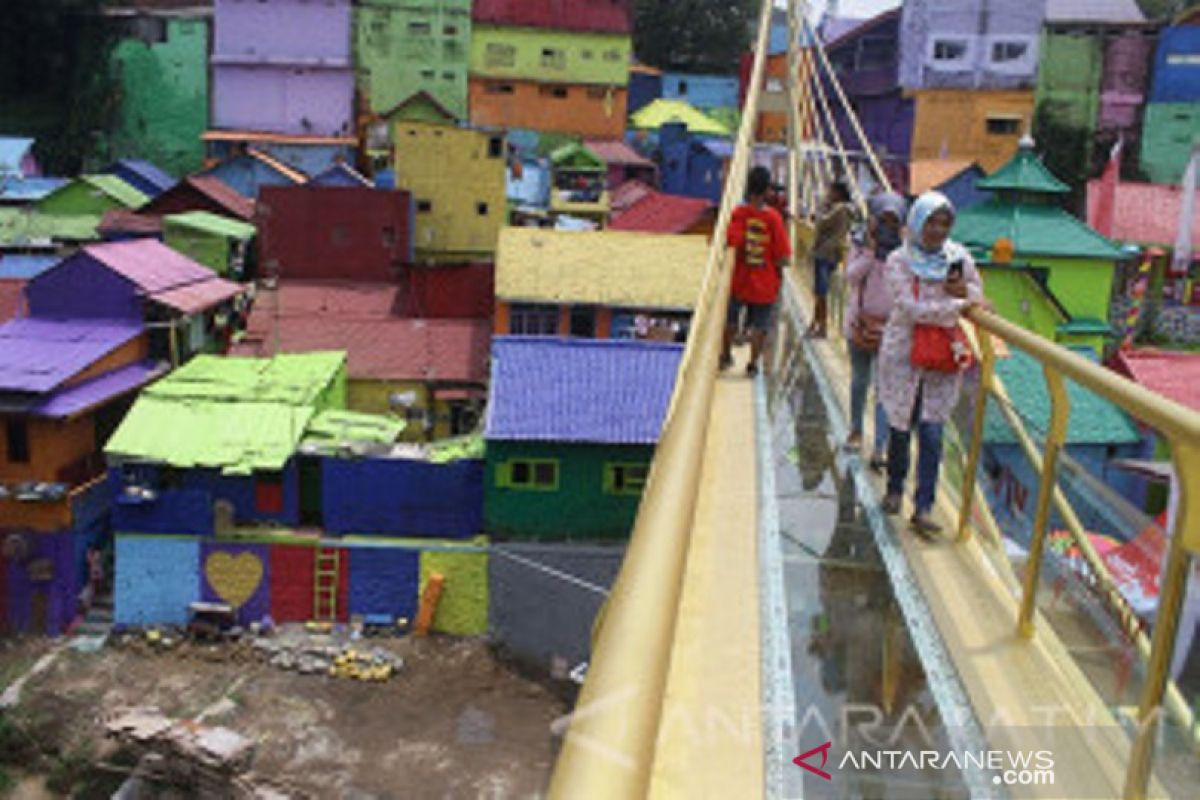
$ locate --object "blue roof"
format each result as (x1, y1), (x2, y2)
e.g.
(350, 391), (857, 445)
(0, 177), (68, 202)
(309, 162), (373, 188)
(0, 254), (60, 280)
(0, 138), (34, 177)
(485, 337), (684, 444)
(105, 159), (175, 196)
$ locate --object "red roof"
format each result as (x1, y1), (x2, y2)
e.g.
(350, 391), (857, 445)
(611, 179), (656, 214)
(583, 139), (655, 168)
(1110, 349), (1200, 414)
(141, 175), (255, 221)
(611, 190), (714, 234)
(472, 0), (631, 33)
(1086, 179), (1200, 253)
(234, 281), (490, 383)
(0, 280), (24, 323)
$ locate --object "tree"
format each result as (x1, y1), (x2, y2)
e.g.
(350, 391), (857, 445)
(1135, 0), (1189, 20)
(632, 0), (760, 74)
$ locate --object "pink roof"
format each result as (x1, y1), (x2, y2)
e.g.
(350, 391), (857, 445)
(153, 278), (245, 315)
(83, 239), (215, 293)
(472, 0), (631, 33)
(1086, 179), (1200, 252)
(611, 191), (714, 234)
(1111, 349), (1200, 414)
(611, 179), (656, 214)
(583, 139), (655, 168)
(249, 281), (400, 318)
(0, 280), (23, 323)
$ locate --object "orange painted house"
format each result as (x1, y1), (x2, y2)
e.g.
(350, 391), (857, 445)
(468, 79), (628, 139)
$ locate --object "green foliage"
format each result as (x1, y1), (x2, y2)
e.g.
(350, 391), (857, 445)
(632, 0), (759, 73)
(1136, 0), (1190, 20)
(1032, 104), (1090, 213)
(0, 0), (118, 174)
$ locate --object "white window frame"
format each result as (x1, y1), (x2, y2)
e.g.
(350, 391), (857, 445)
(985, 35), (1038, 76)
(925, 36), (975, 71)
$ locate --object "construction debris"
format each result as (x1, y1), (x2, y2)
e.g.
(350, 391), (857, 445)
(252, 638), (404, 681)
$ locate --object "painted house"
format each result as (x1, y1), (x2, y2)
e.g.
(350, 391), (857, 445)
(628, 63), (663, 115)
(609, 190), (714, 235)
(203, 131), (358, 179)
(823, 9), (913, 193)
(507, 155), (552, 213)
(309, 162), (373, 189)
(899, 0), (1045, 171)
(661, 72), (740, 111)
(201, 148), (307, 199)
(0, 178), (68, 207)
(211, 0), (354, 138)
(583, 139), (657, 189)
(26, 240), (245, 363)
(162, 212), (256, 278)
(468, 0), (632, 138)
(1035, 0), (1152, 175)
(630, 99), (731, 140)
(740, 16), (814, 144)
(101, 160), (176, 200)
(0, 317), (165, 634)
(1141, 7), (1200, 184)
(548, 143), (609, 225)
(231, 282), (489, 440)
(484, 336), (682, 540)
(105, 2), (211, 176)
(658, 122), (727, 203)
(494, 227), (708, 340)
(37, 176), (149, 219)
(138, 175), (255, 222)
(909, 159), (990, 210)
(955, 139), (1127, 352)
(392, 121), (506, 263)
(355, 0), (471, 121)
(256, 185), (413, 282)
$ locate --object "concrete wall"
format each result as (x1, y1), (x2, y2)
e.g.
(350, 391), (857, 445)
(214, 0), (351, 63)
(211, 65), (355, 137)
(470, 25), (630, 86)
(910, 89), (1034, 172)
(488, 542), (625, 669)
(468, 78), (628, 140)
(115, 536), (200, 626)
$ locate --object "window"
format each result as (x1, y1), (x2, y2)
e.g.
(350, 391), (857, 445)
(1167, 53), (1200, 66)
(586, 86), (609, 100)
(581, 49), (594, 60)
(485, 81), (515, 95)
(420, 69), (435, 80)
(442, 71), (455, 81)
(488, 135), (504, 158)
(444, 24), (458, 36)
(485, 42), (516, 67)
(603, 49), (622, 62)
(540, 85), (569, 99)
(678, 80), (689, 96)
(605, 463), (649, 495)
(417, 199), (433, 213)
(541, 47), (565, 69)
(254, 471), (284, 515)
(510, 303), (559, 335)
(408, 21), (432, 36)
(986, 116), (1022, 135)
(932, 39), (968, 61)
(476, 202), (489, 216)
(569, 306), (596, 337)
(5, 419), (30, 463)
(381, 225), (396, 249)
(501, 459), (559, 491)
(992, 41), (1027, 63)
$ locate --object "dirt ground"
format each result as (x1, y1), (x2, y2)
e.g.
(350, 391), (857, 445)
(0, 631), (568, 799)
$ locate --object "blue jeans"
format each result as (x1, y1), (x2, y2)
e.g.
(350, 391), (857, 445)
(814, 257), (837, 297)
(848, 341), (888, 454)
(886, 388), (944, 516)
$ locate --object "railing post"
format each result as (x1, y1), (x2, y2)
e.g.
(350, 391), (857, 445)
(1124, 441), (1200, 798)
(1017, 365), (1070, 639)
(957, 326), (995, 542)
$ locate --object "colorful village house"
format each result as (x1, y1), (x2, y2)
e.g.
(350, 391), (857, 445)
(1140, 6), (1200, 184)
(908, 159), (989, 211)
(162, 212), (257, 279)
(0, 316), (166, 634)
(468, 0), (632, 139)
(1109, 349), (1200, 465)
(661, 72), (741, 113)
(582, 139), (657, 190)
(654, 120), (729, 203)
(899, 0), (1041, 172)
(627, 62), (663, 115)
(494, 227), (708, 340)
(354, 0), (471, 123)
(609, 189), (714, 236)
(25, 240), (246, 364)
(231, 282), (489, 441)
(392, 120), (506, 263)
(955, 138), (1127, 353)
(823, 8), (914, 194)
(104, 1), (211, 177)
(200, 147), (308, 199)
(484, 336), (683, 540)
(308, 161), (373, 189)
(362, 90), (459, 178)
(548, 142), (610, 227)
(740, 12), (816, 144)
(36, 175), (149, 220)
(1035, 0), (1153, 177)
(507, 151), (553, 225)
(106, 352), (487, 633)
(101, 159), (176, 201)
(138, 175), (255, 222)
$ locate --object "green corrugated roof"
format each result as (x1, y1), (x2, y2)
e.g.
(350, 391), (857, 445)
(428, 433), (485, 463)
(164, 211), (255, 240)
(955, 201), (1125, 260)
(150, 353), (345, 405)
(549, 142), (605, 170)
(305, 409), (405, 444)
(1056, 318), (1115, 335)
(977, 146), (1070, 194)
(630, 99), (730, 137)
(0, 208), (100, 244)
(984, 350), (1141, 445)
(82, 174), (150, 209)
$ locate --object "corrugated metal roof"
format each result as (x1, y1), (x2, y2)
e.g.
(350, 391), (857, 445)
(610, 191), (713, 234)
(977, 146), (1070, 194)
(955, 201), (1125, 260)
(1112, 349), (1200, 414)
(485, 336), (682, 444)
(472, 0), (631, 34)
(0, 208), (99, 243)
(1046, 0), (1145, 23)
(30, 360), (165, 418)
(0, 138), (34, 177)
(82, 239), (217, 293)
(163, 211), (255, 239)
(152, 277), (245, 314)
(0, 177), (68, 202)
(97, 209), (164, 236)
(582, 139), (655, 168)
(630, 99), (731, 137)
(79, 174), (151, 209)
(190, 176), (256, 220)
(0, 318), (142, 393)
(1086, 179), (1200, 251)
(985, 350), (1140, 444)
(151, 352), (346, 405)
(106, 159), (176, 194)
(496, 227), (709, 309)
(0, 254), (59, 280)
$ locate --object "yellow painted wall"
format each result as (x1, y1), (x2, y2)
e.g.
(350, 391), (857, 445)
(393, 121), (507, 262)
(347, 379), (462, 442)
(909, 89), (1034, 173)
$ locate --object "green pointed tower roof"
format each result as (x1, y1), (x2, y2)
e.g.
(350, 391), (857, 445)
(977, 136), (1070, 195)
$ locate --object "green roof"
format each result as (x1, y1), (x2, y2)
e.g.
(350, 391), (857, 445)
(305, 409), (405, 444)
(163, 211), (255, 240)
(1056, 318), (1115, 335)
(955, 201), (1125, 260)
(428, 433), (485, 463)
(630, 99), (730, 137)
(105, 352), (347, 473)
(977, 145), (1069, 194)
(984, 350), (1141, 446)
(549, 142), (605, 171)
(0, 208), (100, 244)
(81, 174), (150, 209)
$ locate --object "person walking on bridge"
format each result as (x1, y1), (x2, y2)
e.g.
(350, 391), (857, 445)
(878, 192), (983, 537)
(807, 180), (855, 339)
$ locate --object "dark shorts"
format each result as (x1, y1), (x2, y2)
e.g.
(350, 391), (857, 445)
(814, 257), (837, 297)
(727, 297), (775, 332)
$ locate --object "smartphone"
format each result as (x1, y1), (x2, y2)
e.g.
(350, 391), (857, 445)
(948, 260), (964, 280)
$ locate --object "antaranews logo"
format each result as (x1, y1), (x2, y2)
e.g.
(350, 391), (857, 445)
(793, 741), (833, 780)
(793, 742), (1056, 788)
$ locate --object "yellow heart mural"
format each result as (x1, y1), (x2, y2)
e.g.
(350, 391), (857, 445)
(205, 551), (264, 609)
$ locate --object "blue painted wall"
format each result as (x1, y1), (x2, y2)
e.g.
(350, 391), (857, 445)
(114, 536), (200, 625)
(1149, 24), (1200, 103)
(628, 71), (663, 115)
(202, 156), (300, 199)
(937, 165), (990, 211)
(507, 159), (551, 208)
(321, 457), (484, 538)
(659, 123), (724, 202)
(661, 73), (739, 110)
(347, 546), (419, 623)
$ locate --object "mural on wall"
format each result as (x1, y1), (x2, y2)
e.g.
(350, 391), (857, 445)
(201, 541), (271, 625)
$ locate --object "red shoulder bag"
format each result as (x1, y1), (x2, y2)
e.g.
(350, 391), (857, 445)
(909, 278), (974, 373)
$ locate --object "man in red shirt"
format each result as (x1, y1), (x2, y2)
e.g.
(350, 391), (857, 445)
(721, 166), (792, 377)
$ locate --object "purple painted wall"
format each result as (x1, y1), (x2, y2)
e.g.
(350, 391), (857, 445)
(5, 532), (78, 635)
(1098, 30), (1155, 134)
(214, 0), (351, 64)
(212, 66), (355, 137)
(25, 255), (141, 321)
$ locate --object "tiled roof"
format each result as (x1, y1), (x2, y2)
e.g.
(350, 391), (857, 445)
(485, 337), (682, 444)
(0, 318), (142, 393)
(583, 139), (655, 168)
(472, 0), (631, 34)
(1086, 179), (1200, 252)
(1110, 349), (1200, 414)
(82, 239), (217, 293)
(630, 99), (731, 137)
(985, 350), (1141, 445)
(611, 179), (656, 214)
(909, 159), (980, 196)
(610, 190), (713, 234)
(30, 360), (165, 418)
(1046, 0), (1145, 23)
(955, 201), (1126, 260)
(496, 227), (709, 309)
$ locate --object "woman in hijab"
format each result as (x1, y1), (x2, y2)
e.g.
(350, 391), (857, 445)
(877, 192), (983, 537)
(843, 192), (906, 469)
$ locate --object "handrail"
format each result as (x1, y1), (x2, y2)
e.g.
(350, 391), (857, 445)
(546, 1), (776, 796)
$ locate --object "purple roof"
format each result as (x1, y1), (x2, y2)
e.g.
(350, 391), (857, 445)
(0, 318), (142, 393)
(485, 337), (683, 444)
(82, 239), (214, 293)
(30, 360), (164, 418)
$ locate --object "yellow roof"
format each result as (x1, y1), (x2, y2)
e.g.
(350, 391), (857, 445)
(630, 99), (731, 137)
(909, 158), (979, 196)
(496, 227), (710, 310)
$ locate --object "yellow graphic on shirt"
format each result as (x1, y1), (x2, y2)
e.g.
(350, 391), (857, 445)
(745, 218), (769, 268)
